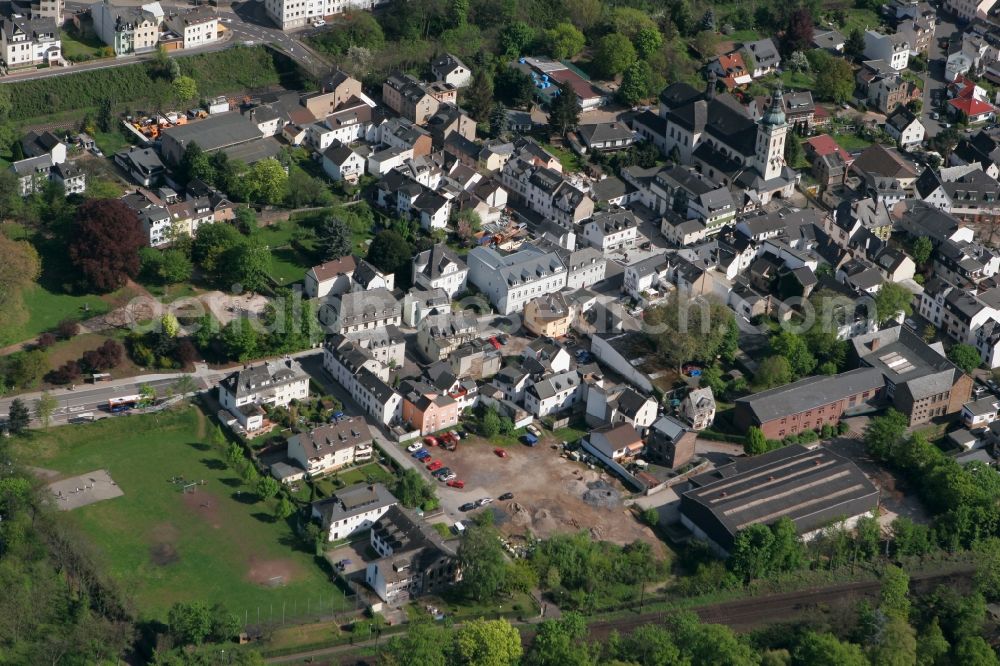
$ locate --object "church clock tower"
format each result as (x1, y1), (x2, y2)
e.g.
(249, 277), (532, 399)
(754, 84), (788, 182)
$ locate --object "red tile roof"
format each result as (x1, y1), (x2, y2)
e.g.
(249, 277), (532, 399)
(804, 134), (852, 163)
(949, 97), (995, 117)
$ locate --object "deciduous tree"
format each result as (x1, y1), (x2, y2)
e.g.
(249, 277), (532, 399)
(547, 80), (580, 134)
(68, 199), (145, 292)
(948, 343), (981, 374)
(453, 618), (522, 666)
(594, 33), (637, 79)
(544, 22), (585, 59)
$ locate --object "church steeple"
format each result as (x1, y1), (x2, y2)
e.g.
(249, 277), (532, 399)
(705, 70), (717, 100)
(754, 84), (789, 182)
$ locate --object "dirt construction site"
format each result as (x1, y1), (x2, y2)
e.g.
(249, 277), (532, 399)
(432, 433), (668, 556)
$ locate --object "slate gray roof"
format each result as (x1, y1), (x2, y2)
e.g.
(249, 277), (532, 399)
(681, 445), (878, 551)
(312, 482), (397, 525)
(577, 122), (635, 146)
(289, 417), (367, 459)
(735, 368), (884, 423)
(220, 359), (307, 399)
(161, 112), (263, 153)
(852, 325), (962, 400)
(527, 369), (581, 400)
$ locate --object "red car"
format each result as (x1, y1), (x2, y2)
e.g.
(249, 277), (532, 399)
(424, 436), (439, 447)
(488, 336), (502, 350)
(426, 460), (443, 471)
(447, 479), (465, 488)
(493, 448), (508, 458)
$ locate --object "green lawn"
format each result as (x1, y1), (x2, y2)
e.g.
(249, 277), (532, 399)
(726, 30), (760, 44)
(831, 132), (874, 153)
(14, 407), (346, 622)
(59, 23), (106, 62)
(540, 142), (585, 172)
(256, 219), (323, 287)
(837, 9), (881, 37)
(92, 129), (131, 157)
(781, 70), (816, 91)
(0, 233), (139, 345)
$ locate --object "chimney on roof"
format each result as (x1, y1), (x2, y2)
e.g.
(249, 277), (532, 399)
(870, 337), (880, 352)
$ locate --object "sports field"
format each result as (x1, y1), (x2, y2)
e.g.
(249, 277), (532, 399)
(16, 406), (349, 623)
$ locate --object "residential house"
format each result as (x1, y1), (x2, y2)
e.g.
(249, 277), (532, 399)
(681, 387), (715, 430)
(523, 369), (584, 417)
(680, 445), (879, 553)
(431, 53), (471, 87)
(401, 381), (460, 435)
(165, 7), (219, 49)
(576, 122), (635, 152)
(0, 14), (59, 69)
(402, 287), (450, 327)
(523, 292), (574, 337)
(416, 312), (479, 362)
(305, 256), (357, 299)
(366, 506), (460, 604)
(562, 246), (607, 290)
(302, 71), (364, 117)
(961, 395), (1000, 428)
(426, 103), (476, 148)
(382, 71), (450, 124)
(318, 287), (402, 335)
(500, 156), (594, 228)
(218, 359), (310, 433)
(623, 253), (671, 302)
(120, 188), (170, 246)
(322, 142), (366, 183)
(92, 0), (161, 55)
(743, 38), (781, 78)
(581, 208), (638, 254)
(885, 106), (926, 147)
(312, 482), (397, 542)
(733, 368), (884, 439)
(582, 422), (644, 463)
(945, 0), (996, 22)
(585, 384), (658, 434)
(52, 162), (85, 195)
(916, 167), (1000, 224)
(812, 27), (846, 52)
(645, 415), (696, 468)
(412, 244), (468, 298)
(114, 146), (166, 187)
(864, 29), (911, 70)
(708, 51), (752, 89)
(287, 417), (372, 478)
(467, 245), (567, 315)
(948, 96), (996, 124)
(263, 0), (391, 30)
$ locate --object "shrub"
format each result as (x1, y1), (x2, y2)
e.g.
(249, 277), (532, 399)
(36, 332), (57, 349)
(56, 319), (80, 339)
(798, 430), (819, 444)
(47, 360), (81, 385)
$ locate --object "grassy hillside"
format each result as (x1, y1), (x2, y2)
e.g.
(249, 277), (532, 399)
(4, 46), (287, 122)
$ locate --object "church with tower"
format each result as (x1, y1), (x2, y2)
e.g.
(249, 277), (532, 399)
(635, 73), (800, 210)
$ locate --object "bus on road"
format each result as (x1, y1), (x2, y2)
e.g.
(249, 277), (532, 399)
(107, 395), (141, 413)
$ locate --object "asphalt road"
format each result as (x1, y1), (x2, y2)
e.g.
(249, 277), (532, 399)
(0, 376), (203, 426)
(920, 13), (959, 138)
(2, 0), (328, 83)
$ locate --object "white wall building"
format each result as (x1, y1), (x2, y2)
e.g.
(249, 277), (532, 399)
(467, 245), (567, 315)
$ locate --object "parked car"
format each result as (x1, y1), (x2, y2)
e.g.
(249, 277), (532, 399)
(521, 434), (538, 446)
(499, 492), (514, 501)
(477, 497), (493, 506)
(459, 502), (477, 512)
(427, 460), (443, 471)
(525, 424), (541, 437)
(432, 467), (452, 478)
(497, 335), (509, 345)
(449, 429), (461, 441)
(440, 472), (457, 481)
(488, 336), (502, 350)
(414, 449), (431, 460)
(407, 442), (423, 453)
(494, 448), (508, 458)
(424, 436), (439, 447)
(447, 479), (465, 488)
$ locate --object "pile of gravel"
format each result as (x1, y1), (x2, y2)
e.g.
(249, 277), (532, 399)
(582, 480), (621, 508)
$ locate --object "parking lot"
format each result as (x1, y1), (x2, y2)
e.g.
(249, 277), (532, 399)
(416, 431), (668, 555)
